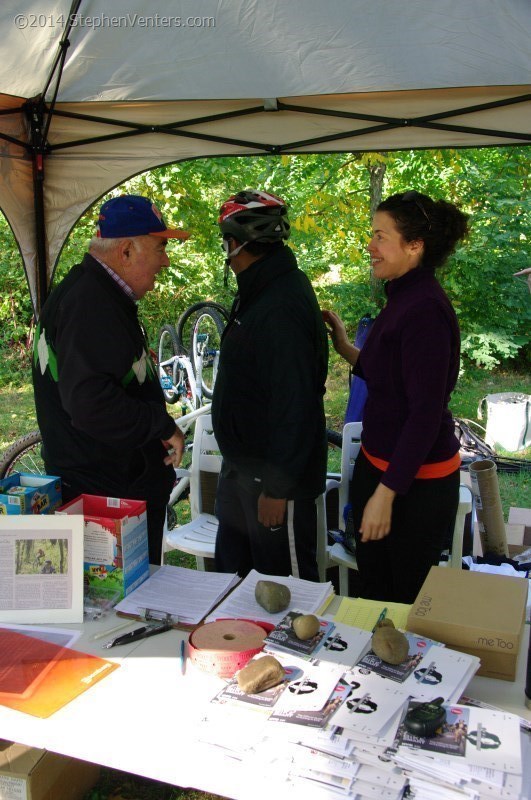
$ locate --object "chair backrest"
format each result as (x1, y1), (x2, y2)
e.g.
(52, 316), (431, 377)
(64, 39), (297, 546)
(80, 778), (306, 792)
(189, 414), (222, 518)
(338, 421), (363, 531)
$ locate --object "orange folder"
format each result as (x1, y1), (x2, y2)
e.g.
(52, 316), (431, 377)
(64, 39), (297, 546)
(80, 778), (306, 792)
(0, 628), (119, 718)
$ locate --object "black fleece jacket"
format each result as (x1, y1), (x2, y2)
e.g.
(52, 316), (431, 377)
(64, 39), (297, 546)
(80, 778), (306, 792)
(212, 245), (328, 500)
(32, 254), (176, 504)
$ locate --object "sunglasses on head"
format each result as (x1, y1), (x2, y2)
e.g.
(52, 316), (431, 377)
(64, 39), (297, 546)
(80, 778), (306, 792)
(401, 190), (432, 230)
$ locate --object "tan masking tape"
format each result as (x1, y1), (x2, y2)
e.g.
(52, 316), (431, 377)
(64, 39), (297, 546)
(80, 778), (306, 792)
(189, 619), (269, 678)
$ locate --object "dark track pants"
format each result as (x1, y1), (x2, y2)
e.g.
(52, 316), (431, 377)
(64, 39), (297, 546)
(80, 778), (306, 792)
(349, 450), (460, 603)
(214, 472), (319, 581)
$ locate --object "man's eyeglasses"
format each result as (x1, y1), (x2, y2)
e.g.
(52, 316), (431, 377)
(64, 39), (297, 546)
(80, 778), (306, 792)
(401, 190), (432, 231)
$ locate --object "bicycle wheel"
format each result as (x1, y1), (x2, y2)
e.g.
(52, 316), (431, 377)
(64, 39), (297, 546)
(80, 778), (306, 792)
(176, 301), (229, 343)
(0, 431), (45, 478)
(157, 324), (185, 405)
(176, 301), (229, 362)
(189, 308), (226, 398)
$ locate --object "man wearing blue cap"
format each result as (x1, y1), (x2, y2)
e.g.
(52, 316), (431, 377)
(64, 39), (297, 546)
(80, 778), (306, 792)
(32, 196), (190, 564)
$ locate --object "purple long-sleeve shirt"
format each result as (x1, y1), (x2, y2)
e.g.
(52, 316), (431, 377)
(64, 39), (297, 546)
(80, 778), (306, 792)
(355, 266), (460, 494)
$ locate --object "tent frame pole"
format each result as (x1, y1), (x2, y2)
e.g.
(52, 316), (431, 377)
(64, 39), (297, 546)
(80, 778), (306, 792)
(25, 102), (48, 315)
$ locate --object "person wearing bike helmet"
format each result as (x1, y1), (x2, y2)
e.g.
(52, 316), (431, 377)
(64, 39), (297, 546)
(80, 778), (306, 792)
(32, 195), (189, 564)
(212, 189), (328, 581)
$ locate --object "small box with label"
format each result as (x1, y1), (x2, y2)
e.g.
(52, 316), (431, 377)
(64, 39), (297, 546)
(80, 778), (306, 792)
(56, 494), (149, 600)
(0, 473), (62, 516)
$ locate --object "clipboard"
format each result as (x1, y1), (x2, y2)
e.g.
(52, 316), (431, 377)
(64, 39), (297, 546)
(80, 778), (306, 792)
(112, 565), (241, 628)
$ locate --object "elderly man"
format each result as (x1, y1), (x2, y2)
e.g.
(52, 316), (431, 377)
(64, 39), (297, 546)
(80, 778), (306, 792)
(32, 195), (188, 563)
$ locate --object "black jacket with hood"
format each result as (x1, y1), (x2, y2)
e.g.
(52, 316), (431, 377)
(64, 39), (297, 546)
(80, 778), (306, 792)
(212, 244), (328, 500)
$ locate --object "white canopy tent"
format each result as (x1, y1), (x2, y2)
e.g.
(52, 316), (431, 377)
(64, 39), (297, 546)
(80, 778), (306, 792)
(0, 0), (529, 312)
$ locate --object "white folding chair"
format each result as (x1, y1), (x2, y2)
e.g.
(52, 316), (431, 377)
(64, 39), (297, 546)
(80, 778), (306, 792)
(162, 413), (221, 570)
(318, 422), (474, 594)
(316, 422), (362, 583)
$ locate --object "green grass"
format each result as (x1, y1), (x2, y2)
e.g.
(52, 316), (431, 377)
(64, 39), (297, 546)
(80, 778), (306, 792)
(0, 363), (529, 800)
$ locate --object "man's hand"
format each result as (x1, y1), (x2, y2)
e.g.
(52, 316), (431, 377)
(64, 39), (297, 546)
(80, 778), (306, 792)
(258, 493), (287, 528)
(162, 427), (185, 467)
(359, 483), (396, 542)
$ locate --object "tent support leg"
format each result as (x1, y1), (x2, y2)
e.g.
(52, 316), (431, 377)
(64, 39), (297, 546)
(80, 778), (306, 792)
(26, 102), (48, 316)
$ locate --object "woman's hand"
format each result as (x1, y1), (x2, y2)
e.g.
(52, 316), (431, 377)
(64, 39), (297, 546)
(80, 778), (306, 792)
(359, 483), (396, 542)
(321, 310), (360, 366)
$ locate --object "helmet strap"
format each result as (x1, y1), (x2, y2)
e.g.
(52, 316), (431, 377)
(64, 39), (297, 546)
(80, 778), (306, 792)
(222, 238), (248, 260)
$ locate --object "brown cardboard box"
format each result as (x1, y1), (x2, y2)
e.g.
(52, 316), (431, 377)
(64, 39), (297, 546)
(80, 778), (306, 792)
(508, 507), (531, 543)
(474, 522), (531, 558)
(406, 566), (528, 681)
(0, 740), (99, 800)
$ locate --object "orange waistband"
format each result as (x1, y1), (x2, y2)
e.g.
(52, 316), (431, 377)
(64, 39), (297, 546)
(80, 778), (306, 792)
(361, 445), (461, 479)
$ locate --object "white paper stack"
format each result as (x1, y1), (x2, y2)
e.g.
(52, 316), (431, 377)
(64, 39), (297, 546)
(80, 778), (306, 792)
(187, 611), (529, 800)
(204, 569), (335, 626)
(114, 564), (239, 625)
(391, 701), (526, 800)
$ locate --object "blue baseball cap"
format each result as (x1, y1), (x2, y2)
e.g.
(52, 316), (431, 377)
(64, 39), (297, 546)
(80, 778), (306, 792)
(96, 195), (190, 240)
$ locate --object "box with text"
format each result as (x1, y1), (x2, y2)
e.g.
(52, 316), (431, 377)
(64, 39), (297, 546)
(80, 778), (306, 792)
(0, 739), (99, 800)
(406, 566), (528, 681)
(56, 494), (149, 600)
(0, 472), (62, 516)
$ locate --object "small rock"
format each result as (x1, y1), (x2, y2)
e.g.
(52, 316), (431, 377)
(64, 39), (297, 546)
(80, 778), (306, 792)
(371, 626), (409, 665)
(255, 580), (291, 613)
(292, 613), (320, 640)
(237, 655), (285, 694)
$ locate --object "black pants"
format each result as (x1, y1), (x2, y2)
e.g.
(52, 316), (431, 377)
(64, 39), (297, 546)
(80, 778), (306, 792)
(214, 472), (319, 581)
(349, 450), (460, 603)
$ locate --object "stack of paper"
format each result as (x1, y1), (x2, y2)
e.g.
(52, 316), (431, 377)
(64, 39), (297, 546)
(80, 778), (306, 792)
(391, 701), (525, 799)
(204, 569), (335, 626)
(187, 603), (526, 800)
(357, 631), (479, 704)
(114, 565), (239, 626)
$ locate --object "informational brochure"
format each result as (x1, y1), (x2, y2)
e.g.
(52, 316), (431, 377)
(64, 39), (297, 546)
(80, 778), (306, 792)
(316, 623), (372, 667)
(263, 610), (336, 658)
(393, 701), (522, 774)
(331, 666), (410, 737)
(357, 631), (443, 683)
(0, 515), (84, 623)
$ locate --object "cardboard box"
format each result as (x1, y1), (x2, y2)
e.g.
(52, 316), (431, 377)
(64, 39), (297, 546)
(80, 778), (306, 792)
(0, 473), (62, 516)
(473, 521), (531, 559)
(407, 566), (528, 681)
(56, 494), (149, 600)
(508, 507), (531, 543)
(0, 739), (99, 800)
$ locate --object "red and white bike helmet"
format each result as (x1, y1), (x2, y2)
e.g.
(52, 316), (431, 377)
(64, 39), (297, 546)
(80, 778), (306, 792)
(218, 190), (290, 243)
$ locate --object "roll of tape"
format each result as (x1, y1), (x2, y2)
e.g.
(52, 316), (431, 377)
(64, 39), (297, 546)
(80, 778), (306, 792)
(189, 619), (271, 678)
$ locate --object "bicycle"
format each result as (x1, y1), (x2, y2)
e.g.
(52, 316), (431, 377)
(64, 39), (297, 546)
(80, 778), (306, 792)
(157, 302), (229, 408)
(157, 326), (203, 411)
(0, 405), (213, 532)
(176, 301), (229, 398)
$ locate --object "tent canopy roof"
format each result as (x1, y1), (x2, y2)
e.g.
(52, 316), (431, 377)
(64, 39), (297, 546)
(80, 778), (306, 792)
(0, 0), (529, 310)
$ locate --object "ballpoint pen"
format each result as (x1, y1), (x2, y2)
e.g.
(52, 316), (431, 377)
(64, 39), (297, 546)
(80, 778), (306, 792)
(102, 622), (173, 648)
(91, 620), (136, 641)
(372, 607), (388, 632)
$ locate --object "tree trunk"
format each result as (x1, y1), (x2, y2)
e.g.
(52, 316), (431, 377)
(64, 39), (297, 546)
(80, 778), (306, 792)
(368, 161), (386, 308)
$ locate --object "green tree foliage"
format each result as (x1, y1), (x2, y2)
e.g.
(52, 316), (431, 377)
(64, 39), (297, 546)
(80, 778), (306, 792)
(0, 147), (529, 385)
